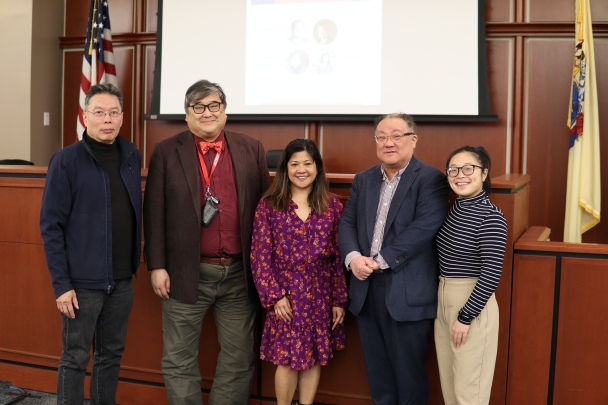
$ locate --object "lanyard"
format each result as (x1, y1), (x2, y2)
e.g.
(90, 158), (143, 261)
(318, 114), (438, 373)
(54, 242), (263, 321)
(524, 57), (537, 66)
(195, 141), (221, 197)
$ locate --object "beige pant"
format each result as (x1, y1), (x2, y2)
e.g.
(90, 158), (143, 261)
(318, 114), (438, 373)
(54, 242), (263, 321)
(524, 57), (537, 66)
(434, 277), (498, 405)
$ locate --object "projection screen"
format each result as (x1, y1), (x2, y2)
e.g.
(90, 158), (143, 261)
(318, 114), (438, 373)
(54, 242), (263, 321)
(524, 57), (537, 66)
(148, 0), (495, 122)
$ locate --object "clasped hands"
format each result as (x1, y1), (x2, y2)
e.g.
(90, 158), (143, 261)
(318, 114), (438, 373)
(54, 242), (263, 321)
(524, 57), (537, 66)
(350, 255), (381, 281)
(274, 296), (345, 330)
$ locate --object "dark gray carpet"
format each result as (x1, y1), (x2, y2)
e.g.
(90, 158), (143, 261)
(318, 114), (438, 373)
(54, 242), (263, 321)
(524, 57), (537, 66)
(0, 381), (90, 405)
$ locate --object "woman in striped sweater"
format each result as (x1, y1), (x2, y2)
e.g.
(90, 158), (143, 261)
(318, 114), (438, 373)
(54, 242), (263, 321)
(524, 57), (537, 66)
(435, 146), (508, 405)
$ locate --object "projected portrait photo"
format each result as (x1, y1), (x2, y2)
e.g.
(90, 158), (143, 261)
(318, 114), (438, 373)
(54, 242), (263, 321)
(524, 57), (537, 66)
(288, 20), (307, 46)
(313, 19), (337, 45)
(315, 51), (334, 74)
(286, 50), (309, 75)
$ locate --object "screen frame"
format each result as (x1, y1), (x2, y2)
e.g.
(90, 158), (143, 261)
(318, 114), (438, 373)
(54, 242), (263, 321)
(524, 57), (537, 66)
(147, 0), (497, 123)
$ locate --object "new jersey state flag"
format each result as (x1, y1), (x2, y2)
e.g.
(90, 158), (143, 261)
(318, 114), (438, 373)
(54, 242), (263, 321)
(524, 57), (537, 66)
(564, 0), (601, 243)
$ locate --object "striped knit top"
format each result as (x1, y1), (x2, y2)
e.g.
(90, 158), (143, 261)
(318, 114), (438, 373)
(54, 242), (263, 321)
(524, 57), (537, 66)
(436, 190), (508, 325)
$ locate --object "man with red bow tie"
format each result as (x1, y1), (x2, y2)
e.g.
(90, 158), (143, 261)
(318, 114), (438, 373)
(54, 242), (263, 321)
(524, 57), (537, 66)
(144, 80), (271, 405)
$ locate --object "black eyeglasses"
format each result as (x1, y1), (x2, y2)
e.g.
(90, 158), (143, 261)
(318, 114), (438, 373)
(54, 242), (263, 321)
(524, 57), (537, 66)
(446, 164), (483, 177)
(189, 102), (222, 114)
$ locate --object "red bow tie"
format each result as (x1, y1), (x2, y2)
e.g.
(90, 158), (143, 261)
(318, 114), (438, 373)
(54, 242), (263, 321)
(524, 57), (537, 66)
(200, 141), (222, 154)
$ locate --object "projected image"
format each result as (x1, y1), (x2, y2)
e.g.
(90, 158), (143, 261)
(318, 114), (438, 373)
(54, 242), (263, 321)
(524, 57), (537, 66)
(288, 20), (308, 46)
(286, 50), (310, 75)
(315, 50), (334, 74)
(313, 19), (337, 45)
(245, 0), (382, 106)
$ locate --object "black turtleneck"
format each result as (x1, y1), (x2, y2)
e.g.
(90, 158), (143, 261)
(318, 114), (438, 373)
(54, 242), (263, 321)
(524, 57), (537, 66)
(84, 133), (135, 280)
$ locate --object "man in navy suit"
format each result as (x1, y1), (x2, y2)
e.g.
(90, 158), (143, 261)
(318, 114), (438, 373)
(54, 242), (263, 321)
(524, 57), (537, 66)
(339, 113), (448, 405)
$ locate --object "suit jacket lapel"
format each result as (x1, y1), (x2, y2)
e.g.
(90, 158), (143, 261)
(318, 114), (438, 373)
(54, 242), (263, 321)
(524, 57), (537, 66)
(366, 165), (383, 243)
(177, 131), (201, 224)
(224, 132), (246, 218)
(384, 156), (420, 236)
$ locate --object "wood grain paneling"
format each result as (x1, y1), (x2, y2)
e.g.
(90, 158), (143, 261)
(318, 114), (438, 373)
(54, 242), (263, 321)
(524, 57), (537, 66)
(524, 39), (572, 241)
(0, 179), (45, 244)
(147, 0), (158, 32)
(63, 47), (134, 146)
(528, 0), (608, 23)
(506, 254), (555, 405)
(486, 0), (513, 22)
(0, 242), (63, 365)
(486, 181), (529, 405)
(553, 257), (608, 405)
(64, 0), (134, 37)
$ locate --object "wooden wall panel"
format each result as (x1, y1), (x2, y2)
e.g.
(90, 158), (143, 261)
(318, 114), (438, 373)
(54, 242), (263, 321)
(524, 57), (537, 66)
(64, 0), (134, 37)
(63, 47), (134, 147)
(506, 254), (555, 405)
(147, 0), (158, 32)
(486, 0), (513, 22)
(0, 179), (44, 244)
(553, 257), (608, 405)
(0, 242), (63, 367)
(524, 39), (572, 242)
(528, 0), (608, 22)
(62, 50), (82, 148)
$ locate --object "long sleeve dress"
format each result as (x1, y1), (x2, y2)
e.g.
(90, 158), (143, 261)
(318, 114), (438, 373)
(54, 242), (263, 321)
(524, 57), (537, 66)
(251, 195), (348, 370)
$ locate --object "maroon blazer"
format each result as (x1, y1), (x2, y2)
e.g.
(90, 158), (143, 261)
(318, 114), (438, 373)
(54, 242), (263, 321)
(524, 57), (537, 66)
(144, 130), (271, 304)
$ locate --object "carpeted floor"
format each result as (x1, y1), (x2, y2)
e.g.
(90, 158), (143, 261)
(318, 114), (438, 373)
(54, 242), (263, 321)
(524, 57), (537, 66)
(0, 381), (90, 405)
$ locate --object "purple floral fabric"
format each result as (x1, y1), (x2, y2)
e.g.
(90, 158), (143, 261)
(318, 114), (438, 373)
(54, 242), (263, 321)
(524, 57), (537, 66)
(251, 195), (348, 370)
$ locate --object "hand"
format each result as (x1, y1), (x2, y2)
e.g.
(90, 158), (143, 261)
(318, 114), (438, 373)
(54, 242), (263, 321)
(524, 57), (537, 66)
(56, 290), (79, 319)
(332, 307), (345, 330)
(451, 320), (470, 348)
(350, 255), (375, 281)
(151, 268), (171, 300)
(274, 296), (293, 322)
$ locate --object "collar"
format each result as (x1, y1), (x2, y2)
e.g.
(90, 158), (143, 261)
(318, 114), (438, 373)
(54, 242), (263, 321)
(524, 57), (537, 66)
(455, 190), (488, 207)
(380, 163), (408, 183)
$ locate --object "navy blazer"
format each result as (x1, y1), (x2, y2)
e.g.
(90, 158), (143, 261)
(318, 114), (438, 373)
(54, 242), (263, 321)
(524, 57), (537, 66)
(339, 156), (449, 322)
(40, 133), (142, 298)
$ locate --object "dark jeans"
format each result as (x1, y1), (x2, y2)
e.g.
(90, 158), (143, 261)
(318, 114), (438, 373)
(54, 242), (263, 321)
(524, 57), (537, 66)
(57, 278), (134, 405)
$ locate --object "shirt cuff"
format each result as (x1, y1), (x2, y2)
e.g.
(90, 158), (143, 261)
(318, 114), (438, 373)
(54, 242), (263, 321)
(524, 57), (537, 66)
(375, 253), (389, 270)
(344, 251), (361, 271)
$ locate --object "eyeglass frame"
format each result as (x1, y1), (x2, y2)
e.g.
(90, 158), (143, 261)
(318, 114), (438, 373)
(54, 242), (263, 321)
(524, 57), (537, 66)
(446, 164), (484, 178)
(86, 110), (123, 119)
(189, 102), (223, 114)
(374, 132), (415, 144)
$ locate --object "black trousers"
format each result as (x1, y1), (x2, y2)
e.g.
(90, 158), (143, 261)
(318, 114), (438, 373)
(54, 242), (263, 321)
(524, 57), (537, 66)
(357, 273), (433, 405)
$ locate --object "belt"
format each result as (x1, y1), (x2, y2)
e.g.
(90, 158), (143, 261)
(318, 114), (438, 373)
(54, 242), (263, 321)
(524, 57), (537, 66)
(200, 255), (242, 266)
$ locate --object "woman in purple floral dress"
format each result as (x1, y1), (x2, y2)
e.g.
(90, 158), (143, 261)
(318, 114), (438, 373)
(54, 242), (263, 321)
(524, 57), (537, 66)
(251, 139), (348, 405)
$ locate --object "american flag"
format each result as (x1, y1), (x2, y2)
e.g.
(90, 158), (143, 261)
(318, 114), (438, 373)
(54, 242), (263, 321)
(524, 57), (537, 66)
(77, 0), (117, 140)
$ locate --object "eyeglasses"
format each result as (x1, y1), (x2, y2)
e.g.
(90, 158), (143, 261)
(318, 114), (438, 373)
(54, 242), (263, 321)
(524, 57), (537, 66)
(189, 102), (222, 114)
(87, 110), (122, 119)
(374, 132), (414, 144)
(446, 164), (483, 177)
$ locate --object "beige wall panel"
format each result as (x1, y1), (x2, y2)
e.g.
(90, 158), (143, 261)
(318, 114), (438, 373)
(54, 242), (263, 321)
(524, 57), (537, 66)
(0, 0), (32, 161)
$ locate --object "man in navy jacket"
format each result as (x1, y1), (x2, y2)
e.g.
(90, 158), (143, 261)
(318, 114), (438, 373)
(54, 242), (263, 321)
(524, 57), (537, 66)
(339, 113), (448, 405)
(40, 83), (142, 405)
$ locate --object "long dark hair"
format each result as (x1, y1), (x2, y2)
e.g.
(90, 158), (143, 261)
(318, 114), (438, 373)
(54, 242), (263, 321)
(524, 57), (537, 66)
(446, 146), (492, 195)
(263, 139), (331, 213)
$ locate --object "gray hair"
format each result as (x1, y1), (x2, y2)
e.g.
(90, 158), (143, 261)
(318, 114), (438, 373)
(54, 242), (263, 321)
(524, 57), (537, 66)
(84, 83), (123, 110)
(374, 112), (416, 133)
(184, 80), (227, 112)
